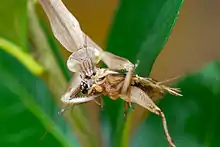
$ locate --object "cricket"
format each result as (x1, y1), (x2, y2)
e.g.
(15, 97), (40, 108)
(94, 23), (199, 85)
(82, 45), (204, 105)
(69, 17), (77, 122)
(39, 0), (182, 147)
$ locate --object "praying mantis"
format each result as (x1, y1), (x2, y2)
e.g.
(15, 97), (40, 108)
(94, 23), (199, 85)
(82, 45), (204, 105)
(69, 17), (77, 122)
(39, 0), (182, 146)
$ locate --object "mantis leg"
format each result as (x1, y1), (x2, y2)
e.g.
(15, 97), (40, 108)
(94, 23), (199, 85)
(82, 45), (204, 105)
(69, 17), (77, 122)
(124, 101), (129, 118)
(60, 94), (101, 114)
(93, 96), (104, 109)
(100, 51), (135, 93)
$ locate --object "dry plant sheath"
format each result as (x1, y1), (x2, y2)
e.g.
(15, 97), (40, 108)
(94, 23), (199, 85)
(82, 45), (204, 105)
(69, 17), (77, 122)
(39, 0), (182, 147)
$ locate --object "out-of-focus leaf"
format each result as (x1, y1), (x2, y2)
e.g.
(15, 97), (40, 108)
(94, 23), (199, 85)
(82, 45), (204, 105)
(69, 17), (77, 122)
(132, 60), (220, 147)
(102, 0), (183, 146)
(0, 49), (80, 147)
(0, 0), (43, 77)
(107, 0), (183, 76)
(0, 0), (43, 78)
(0, 0), (28, 50)
(0, 38), (44, 76)
(30, 1), (101, 146)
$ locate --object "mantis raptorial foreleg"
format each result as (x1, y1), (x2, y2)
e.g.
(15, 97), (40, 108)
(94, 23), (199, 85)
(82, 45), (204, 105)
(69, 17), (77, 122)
(59, 94), (100, 115)
(61, 93), (101, 105)
(60, 87), (101, 115)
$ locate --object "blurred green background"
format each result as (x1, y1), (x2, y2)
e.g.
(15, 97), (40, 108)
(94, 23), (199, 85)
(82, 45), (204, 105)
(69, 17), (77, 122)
(1, 0), (220, 147)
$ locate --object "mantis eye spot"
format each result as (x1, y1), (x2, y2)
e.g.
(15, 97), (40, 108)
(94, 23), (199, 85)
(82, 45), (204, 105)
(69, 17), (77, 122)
(81, 89), (88, 94)
(80, 81), (89, 94)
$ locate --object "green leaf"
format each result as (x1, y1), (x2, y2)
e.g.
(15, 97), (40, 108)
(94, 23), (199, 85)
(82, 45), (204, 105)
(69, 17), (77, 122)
(132, 60), (220, 147)
(107, 0), (183, 76)
(0, 1), (44, 77)
(0, 0), (28, 50)
(0, 38), (44, 76)
(102, 0), (183, 146)
(29, 2), (101, 146)
(0, 49), (80, 147)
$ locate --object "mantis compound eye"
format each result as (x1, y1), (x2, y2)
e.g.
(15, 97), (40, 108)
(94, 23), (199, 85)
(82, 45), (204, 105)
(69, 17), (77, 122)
(80, 81), (89, 94)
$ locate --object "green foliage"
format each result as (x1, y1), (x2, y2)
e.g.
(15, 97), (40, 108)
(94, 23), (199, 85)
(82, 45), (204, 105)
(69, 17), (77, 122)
(1, 0), (220, 147)
(0, 0), (80, 146)
(103, 0), (183, 146)
(0, 50), (79, 147)
(0, 0), (27, 50)
(107, 0), (183, 76)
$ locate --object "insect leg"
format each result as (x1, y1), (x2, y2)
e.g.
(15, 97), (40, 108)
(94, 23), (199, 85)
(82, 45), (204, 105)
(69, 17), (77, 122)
(121, 66), (134, 95)
(99, 96), (104, 108)
(124, 86), (176, 147)
(61, 94), (101, 104)
(93, 99), (101, 106)
(93, 96), (104, 109)
(100, 51), (135, 95)
(123, 101), (134, 118)
(58, 105), (76, 115)
(124, 101), (129, 118)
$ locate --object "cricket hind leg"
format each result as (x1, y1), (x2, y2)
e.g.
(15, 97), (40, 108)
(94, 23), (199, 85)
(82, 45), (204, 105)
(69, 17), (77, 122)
(128, 86), (176, 147)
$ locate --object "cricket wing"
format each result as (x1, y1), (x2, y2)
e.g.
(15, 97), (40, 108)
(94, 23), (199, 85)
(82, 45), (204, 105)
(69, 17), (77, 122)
(39, 0), (84, 52)
(134, 76), (182, 97)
